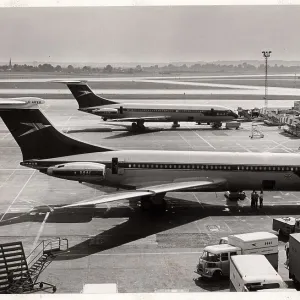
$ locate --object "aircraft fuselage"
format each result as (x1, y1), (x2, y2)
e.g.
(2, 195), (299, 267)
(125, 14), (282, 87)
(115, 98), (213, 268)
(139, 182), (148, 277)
(81, 103), (238, 123)
(21, 150), (300, 192)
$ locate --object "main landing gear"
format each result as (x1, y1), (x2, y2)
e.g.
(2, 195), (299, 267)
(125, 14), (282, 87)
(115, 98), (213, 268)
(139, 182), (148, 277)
(211, 122), (222, 129)
(172, 121), (180, 128)
(140, 194), (167, 214)
(131, 120), (146, 132)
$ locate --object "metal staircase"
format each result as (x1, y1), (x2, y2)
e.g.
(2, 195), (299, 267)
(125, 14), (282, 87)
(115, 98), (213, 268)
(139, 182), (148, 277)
(0, 238), (68, 294)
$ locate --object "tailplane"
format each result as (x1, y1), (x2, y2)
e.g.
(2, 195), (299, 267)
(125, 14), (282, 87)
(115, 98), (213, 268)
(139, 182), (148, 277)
(0, 98), (111, 161)
(54, 80), (117, 109)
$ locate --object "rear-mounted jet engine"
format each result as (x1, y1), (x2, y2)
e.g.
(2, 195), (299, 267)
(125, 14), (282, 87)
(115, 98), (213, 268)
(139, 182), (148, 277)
(47, 162), (106, 182)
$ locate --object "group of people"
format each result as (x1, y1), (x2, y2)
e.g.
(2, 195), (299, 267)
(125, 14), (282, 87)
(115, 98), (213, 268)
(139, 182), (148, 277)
(250, 190), (264, 209)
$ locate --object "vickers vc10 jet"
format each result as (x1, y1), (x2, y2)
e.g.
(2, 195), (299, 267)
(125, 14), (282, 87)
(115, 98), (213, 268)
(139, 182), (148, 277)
(0, 99), (299, 211)
(55, 81), (238, 131)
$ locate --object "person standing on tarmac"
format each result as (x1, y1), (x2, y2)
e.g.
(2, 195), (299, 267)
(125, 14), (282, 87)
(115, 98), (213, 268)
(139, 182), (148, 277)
(285, 241), (290, 266)
(253, 191), (259, 210)
(251, 190), (255, 209)
(259, 191), (264, 208)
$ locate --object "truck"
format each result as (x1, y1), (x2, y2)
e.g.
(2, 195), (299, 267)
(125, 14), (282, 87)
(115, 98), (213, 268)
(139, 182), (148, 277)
(289, 233), (300, 286)
(272, 217), (300, 236)
(230, 254), (286, 292)
(225, 122), (241, 130)
(195, 231), (278, 280)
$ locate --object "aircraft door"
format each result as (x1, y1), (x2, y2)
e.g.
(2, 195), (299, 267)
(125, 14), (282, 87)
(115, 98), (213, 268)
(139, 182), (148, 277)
(111, 157), (124, 175)
(120, 106), (124, 114)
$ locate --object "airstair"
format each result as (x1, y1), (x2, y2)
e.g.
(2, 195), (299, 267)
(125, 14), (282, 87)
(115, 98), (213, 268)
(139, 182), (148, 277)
(0, 238), (68, 294)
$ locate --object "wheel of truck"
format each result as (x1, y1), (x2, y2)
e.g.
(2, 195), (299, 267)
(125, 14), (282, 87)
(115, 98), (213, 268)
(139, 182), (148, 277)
(213, 270), (222, 281)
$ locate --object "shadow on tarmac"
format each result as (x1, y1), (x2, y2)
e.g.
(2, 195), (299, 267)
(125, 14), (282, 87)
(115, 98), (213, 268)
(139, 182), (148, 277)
(1, 196), (300, 261)
(193, 276), (229, 292)
(278, 131), (300, 140)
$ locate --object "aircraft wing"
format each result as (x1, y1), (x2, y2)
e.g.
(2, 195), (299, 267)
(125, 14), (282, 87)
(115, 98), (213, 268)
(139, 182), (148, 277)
(60, 180), (224, 208)
(109, 116), (172, 122)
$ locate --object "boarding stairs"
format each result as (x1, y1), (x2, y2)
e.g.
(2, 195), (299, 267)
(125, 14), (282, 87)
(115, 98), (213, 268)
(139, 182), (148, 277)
(0, 238), (68, 294)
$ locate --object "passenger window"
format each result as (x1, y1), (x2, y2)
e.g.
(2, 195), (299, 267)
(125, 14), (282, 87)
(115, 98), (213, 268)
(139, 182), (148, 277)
(221, 253), (228, 261)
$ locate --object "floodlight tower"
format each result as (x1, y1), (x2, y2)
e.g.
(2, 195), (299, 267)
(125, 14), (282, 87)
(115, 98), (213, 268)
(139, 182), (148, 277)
(262, 50), (272, 108)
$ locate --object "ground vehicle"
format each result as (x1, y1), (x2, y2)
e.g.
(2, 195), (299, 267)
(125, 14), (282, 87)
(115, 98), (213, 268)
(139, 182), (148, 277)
(273, 217), (300, 236)
(224, 191), (246, 201)
(228, 232), (278, 269)
(196, 244), (241, 279)
(230, 255), (285, 292)
(289, 233), (300, 285)
(196, 232), (278, 279)
(225, 122), (240, 129)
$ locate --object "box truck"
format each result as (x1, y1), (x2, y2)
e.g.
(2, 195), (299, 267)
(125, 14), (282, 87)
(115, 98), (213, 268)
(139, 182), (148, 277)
(196, 231), (278, 280)
(273, 217), (300, 236)
(289, 233), (300, 286)
(230, 255), (285, 292)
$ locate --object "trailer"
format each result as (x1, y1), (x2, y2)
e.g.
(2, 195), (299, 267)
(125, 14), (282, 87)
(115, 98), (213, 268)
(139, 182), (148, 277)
(227, 232), (278, 270)
(272, 217), (300, 236)
(289, 233), (300, 286)
(230, 255), (285, 292)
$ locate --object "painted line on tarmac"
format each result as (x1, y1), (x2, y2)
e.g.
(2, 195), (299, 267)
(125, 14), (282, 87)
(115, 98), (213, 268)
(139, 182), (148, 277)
(30, 211), (50, 254)
(193, 131), (216, 150)
(235, 142), (252, 152)
(270, 140), (294, 153)
(0, 170), (35, 222)
(0, 169), (29, 171)
(0, 132), (10, 140)
(0, 169), (17, 190)
(177, 133), (194, 149)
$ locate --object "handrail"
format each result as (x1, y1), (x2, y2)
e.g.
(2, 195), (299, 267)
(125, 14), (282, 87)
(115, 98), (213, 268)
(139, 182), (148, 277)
(27, 238), (68, 268)
(26, 240), (45, 259)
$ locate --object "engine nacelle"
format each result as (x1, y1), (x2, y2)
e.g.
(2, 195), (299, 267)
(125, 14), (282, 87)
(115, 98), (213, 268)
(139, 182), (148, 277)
(93, 108), (118, 114)
(47, 162), (106, 182)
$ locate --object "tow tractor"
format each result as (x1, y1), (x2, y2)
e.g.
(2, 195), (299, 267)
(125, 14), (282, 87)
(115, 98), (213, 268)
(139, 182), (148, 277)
(272, 217), (300, 236)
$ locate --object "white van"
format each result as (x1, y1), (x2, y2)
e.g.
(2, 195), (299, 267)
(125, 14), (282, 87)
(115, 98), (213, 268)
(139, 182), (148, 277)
(230, 255), (285, 292)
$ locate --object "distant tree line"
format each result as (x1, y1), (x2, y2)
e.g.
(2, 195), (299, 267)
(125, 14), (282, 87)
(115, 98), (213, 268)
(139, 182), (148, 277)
(1, 62), (300, 73)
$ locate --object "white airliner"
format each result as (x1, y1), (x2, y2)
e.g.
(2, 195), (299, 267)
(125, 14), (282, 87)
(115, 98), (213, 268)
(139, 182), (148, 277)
(0, 99), (298, 211)
(55, 81), (238, 130)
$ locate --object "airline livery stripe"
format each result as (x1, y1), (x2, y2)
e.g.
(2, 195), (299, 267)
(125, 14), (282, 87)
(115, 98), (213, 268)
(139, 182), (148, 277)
(22, 161), (300, 173)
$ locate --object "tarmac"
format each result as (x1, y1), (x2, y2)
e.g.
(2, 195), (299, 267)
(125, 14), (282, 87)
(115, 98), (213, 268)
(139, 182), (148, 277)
(0, 99), (300, 293)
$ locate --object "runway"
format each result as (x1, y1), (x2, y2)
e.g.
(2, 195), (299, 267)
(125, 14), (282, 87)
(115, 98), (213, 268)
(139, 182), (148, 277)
(0, 74), (299, 292)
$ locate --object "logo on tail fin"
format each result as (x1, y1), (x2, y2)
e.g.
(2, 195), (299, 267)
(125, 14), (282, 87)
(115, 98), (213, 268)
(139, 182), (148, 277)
(19, 122), (51, 137)
(78, 90), (92, 97)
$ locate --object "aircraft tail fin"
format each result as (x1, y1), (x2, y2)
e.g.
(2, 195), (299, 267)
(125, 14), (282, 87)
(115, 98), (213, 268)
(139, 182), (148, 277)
(53, 80), (117, 109)
(0, 98), (111, 161)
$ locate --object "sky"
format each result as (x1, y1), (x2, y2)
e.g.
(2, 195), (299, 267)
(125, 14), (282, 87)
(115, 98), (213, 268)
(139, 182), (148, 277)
(1, 5), (300, 64)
